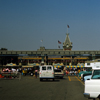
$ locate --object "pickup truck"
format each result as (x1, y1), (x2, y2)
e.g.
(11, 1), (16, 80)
(84, 68), (100, 100)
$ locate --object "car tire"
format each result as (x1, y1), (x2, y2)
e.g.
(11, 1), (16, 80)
(40, 78), (42, 81)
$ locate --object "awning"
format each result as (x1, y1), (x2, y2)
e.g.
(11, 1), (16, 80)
(54, 66), (62, 68)
(28, 63), (40, 66)
(66, 66), (84, 68)
(6, 63), (17, 66)
(18, 57), (42, 60)
(53, 63), (64, 66)
(22, 66), (33, 68)
(48, 58), (71, 60)
(74, 57), (89, 59)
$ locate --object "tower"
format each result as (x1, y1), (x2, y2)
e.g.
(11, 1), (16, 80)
(63, 33), (72, 50)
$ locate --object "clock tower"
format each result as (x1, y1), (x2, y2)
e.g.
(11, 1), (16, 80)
(63, 33), (72, 50)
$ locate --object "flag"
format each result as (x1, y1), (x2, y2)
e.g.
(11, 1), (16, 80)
(41, 40), (43, 42)
(67, 25), (69, 28)
(58, 46), (60, 48)
(58, 40), (61, 44)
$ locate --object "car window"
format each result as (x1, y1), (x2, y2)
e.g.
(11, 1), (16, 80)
(91, 70), (100, 79)
(42, 67), (46, 70)
(54, 69), (61, 72)
(47, 66), (52, 70)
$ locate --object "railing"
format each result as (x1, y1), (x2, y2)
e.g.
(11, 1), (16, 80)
(0, 72), (21, 80)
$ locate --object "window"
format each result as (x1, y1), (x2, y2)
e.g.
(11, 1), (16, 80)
(87, 63), (90, 65)
(54, 69), (61, 72)
(42, 67), (46, 70)
(87, 68), (92, 71)
(91, 70), (100, 79)
(47, 66), (52, 70)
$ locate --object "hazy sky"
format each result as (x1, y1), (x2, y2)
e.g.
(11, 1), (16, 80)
(0, 0), (100, 51)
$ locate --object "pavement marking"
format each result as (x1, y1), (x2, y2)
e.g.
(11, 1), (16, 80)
(68, 76), (84, 85)
(68, 76), (71, 81)
(68, 76), (78, 81)
(70, 77), (78, 81)
(75, 76), (84, 85)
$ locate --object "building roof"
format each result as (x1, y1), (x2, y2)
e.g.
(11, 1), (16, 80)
(63, 33), (72, 46)
(63, 33), (72, 50)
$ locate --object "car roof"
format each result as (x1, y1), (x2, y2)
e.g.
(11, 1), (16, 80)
(41, 65), (53, 67)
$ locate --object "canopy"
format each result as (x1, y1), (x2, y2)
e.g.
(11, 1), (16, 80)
(22, 66), (33, 68)
(54, 66), (62, 68)
(28, 63), (39, 66)
(66, 66), (84, 68)
(6, 63), (17, 66)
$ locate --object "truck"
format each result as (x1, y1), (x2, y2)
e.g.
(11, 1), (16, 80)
(84, 62), (100, 100)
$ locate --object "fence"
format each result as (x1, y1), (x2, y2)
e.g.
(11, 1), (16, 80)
(0, 72), (21, 80)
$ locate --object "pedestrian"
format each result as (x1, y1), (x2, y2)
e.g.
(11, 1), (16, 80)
(66, 70), (68, 75)
(35, 68), (38, 78)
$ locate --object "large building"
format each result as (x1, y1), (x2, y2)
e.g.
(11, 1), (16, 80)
(0, 33), (100, 68)
(17, 33), (89, 68)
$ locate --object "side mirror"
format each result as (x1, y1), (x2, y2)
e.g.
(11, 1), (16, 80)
(87, 78), (90, 80)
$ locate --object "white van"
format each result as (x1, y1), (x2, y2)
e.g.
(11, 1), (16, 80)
(39, 65), (55, 81)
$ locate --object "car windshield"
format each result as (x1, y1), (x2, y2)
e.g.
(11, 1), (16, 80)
(86, 68), (92, 71)
(91, 70), (100, 79)
(54, 69), (61, 72)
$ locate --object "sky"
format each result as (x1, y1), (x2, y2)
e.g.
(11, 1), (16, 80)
(0, 0), (100, 51)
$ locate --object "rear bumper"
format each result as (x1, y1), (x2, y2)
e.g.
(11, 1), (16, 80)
(83, 93), (90, 98)
(54, 74), (64, 77)
(55, 74), (64, 76)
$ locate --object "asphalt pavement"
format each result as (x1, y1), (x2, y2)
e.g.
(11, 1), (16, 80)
(0, 75), (89, 100)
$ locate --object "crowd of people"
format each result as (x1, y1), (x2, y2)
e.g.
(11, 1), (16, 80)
(64, 67), (83, 75)
(1, 67), (85, 78)
(0, 67), (22, 79)
(2, 67), (22, 73)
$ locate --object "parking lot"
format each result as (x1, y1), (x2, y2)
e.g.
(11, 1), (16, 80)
(0, 75), (88, 100)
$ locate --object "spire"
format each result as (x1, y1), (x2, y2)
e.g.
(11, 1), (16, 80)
(63, 33), (72, 50)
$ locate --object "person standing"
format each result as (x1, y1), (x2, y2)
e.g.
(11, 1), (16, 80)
(35, 68), (38, 78)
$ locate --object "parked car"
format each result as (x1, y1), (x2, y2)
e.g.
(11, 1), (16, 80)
(84, 75), (92, 82)
(81, 71), (92, 81)
(54, 69), (64, 79)
(78, 68), (92, 81)
(39, 65), (55, 81)
(84, 63), (100, 100)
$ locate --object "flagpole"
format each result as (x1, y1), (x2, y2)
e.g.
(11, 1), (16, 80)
(58, 40), (61, 49)
(67, 25), (68, 34)
(57, 41), (58, 49)
(41, 40), (43, 47)
(42, 40), (43, 47)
